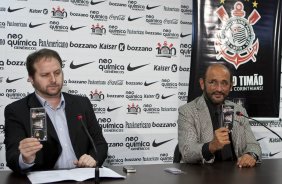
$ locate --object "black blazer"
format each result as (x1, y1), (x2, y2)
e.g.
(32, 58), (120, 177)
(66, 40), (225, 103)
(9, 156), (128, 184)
(4, 92), (108, 173)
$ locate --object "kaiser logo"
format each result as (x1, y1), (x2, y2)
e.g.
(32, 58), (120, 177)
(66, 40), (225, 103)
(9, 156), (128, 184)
(52, 6), (67, 19)
(118, 43), (125, 51)
(171, 64), (178, 72)
(91, 23), (106, 35)
(156, 41), (176, 58)
(89, 89), (105, 101)
(127, 103), (141, 115)
(215, 1), (260, 69)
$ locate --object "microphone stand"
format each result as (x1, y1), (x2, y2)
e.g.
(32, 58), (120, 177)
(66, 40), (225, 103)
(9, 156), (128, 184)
(77, 115), (100, 184)
(236, 112), (282, 141)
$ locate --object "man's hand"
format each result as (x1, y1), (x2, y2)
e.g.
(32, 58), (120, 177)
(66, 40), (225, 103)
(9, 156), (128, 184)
(19, 138), (43, 164)
(74, 154), (97, 168)
(209, 127), (230, 153)
(237, 154), (256, 168)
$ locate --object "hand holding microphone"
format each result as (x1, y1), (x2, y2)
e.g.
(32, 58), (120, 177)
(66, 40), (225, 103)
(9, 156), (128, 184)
(209, 127), (230, 153)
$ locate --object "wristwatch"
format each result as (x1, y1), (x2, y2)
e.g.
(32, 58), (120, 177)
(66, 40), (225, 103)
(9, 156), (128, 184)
(247, 152), (258, 161)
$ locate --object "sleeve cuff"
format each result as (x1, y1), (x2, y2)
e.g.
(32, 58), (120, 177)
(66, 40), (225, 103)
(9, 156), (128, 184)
(202, 143), (214, 161)
(19, 154), (35, 170)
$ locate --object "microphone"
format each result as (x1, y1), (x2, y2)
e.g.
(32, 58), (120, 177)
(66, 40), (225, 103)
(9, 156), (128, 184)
(236, 111), (282, 141)
(77, 114), (100, 184)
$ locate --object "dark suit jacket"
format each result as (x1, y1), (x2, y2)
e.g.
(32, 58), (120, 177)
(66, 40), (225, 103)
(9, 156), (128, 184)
(4, 92), (108, 173)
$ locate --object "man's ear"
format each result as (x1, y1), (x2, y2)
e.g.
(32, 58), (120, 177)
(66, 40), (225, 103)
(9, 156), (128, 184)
(28, 76), (34, 84)
(199, 78), (205, 90)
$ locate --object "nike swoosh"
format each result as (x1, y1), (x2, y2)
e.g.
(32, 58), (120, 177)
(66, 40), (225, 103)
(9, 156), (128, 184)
(269, 151), (281, 157)
(127, 63), (150, 71)
(6, 77), (24, 83)
(146, 5), (161, 10)
(152, 138), (173, 147)
(180, 33), (191, 38)
(8, 7), (25, 13)
(128, 16), (142, 21)
(161, 94), (175, 99)
(70, 25), (86, 31)
(29, 23), (46, 28)
(107, 106), (122, 112)
(256, 137), (266, 141)
(70, 61), (94, 69)
(144, 81), (158, 86)
(90, 0), (106, 5)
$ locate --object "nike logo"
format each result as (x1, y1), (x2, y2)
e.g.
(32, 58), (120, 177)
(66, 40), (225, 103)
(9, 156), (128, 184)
(107, 106), (122, 112)
(256, 137), (266, 141)
(180, 33), (191, 38)
(269, 151), (281, 157)
(146, 5), (161, 10)
(144, 81), (158, 86)
(70, 61), (94, 69)
(128, 16), (142, 22)
(70, 25), (86, 31)
(127, 63), (150, 71)
(152, 138), (173, 147)
(161, 94), (175, 99)
(29, 23), (46, 28)
(90, 0), (106, 5)
(6, 77), (24, 83)
(8, 7), (25, 13)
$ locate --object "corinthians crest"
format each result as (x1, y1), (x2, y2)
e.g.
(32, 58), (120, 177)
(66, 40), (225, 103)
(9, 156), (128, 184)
(214, 1), (261, 69)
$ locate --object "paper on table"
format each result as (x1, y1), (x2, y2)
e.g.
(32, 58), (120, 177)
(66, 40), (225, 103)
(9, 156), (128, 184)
(27, 167), (126, 184)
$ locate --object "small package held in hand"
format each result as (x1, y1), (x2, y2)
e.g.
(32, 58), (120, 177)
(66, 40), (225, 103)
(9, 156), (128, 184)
(30, 108), (47, 141)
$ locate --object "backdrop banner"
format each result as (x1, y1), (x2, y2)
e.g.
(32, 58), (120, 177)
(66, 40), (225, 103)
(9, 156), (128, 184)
(188, 0), (282, 117)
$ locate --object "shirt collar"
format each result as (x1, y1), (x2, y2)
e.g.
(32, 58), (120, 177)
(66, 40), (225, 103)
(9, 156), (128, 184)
(35, 92), (65, 110)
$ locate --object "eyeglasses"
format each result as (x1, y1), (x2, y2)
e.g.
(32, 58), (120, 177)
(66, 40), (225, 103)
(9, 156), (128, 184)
(206, 80), (230, 88)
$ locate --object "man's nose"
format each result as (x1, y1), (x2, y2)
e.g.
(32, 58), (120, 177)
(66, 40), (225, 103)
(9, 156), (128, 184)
(50, 74), (56, 82)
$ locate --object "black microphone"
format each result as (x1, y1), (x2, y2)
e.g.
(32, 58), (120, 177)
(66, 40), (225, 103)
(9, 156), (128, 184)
(77, 114), (100, 184)
(236, 111), (282, 141)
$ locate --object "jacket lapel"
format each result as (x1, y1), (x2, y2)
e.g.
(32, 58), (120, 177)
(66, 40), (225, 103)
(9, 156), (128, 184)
(196, 95), (214, 142)
(63, 93), (80, 149)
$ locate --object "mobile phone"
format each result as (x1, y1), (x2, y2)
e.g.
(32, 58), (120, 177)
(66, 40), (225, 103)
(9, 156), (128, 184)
(123, 165), (136, 173)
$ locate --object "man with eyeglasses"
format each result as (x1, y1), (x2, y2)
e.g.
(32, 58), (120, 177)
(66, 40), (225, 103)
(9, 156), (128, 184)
(177, 63), (261, 167)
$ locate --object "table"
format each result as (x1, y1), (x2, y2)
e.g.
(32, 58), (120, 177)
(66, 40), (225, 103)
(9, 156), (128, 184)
(1, 159), (282, 184)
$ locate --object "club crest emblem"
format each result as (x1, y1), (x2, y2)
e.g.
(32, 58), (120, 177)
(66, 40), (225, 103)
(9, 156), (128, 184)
(214, 1), (261, 69)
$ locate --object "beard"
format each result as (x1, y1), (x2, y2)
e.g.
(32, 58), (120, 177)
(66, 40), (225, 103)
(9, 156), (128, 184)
(33, 81), (63, 98)
(203, 89), (227, 105)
